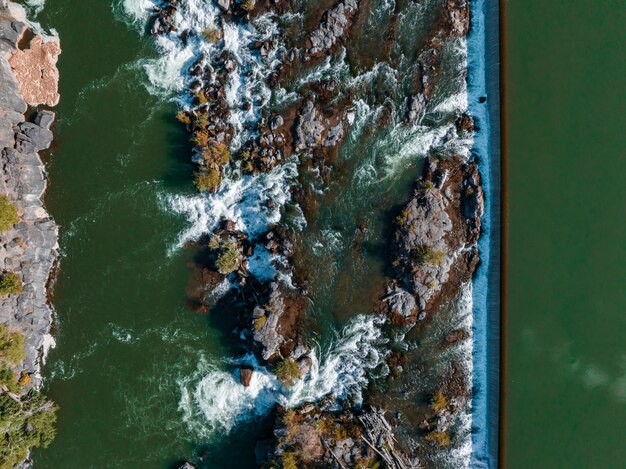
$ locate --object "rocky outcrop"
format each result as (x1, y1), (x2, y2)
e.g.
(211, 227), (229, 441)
(8, 35), (60, 106)
(388, 156), (483, 324)
(306, 0), (359, 57)
(0, 3), (59, 386)
(265, 405), (418, 468)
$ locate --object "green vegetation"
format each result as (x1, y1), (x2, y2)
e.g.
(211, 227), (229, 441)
(195, 89), (209, 106)
(281, 451), (298, 469)
(0, 196), (18, 233)
(275, 359), (301, 386)
(215, 242), (242, 275)
(254, 315), (267, 331)
(0, 326), (57, 467)
(425, 430), (451, 446)
(202, 142), (230, 166)
(0, 325), (25, 365)
(394, 209), (409, 227)
(241, 0), (256, 11)
(176, 111), (191, 125)
(0, 273), (22, 296)
(202, 28), (222, 42)
(423, 180), (435, 190)
(431, 391), (448, 413)
(414, 245), (446, 266)
(239, 150), (254, 173)
(0, 366), (18, 394)
(0, 391), (58, 468)
(191, 128), (210, 147)
(193, 167), (221, 192)
(356, 457), (381, 469)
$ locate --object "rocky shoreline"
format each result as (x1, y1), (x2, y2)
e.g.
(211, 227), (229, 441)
(0, 0), (60, 387)
(148, 0), (482, 467)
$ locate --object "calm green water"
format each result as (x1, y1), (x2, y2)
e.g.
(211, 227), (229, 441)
(507, 1), (626, 467)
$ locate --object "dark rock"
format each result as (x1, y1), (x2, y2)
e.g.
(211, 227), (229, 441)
(239, 366), (254, 387)
(444, 329), (468, 346)
(34, 110), (55, 130)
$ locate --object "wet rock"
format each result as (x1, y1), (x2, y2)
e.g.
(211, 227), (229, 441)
(34, 110), (55, 130)
(215, 0), (231, 13)
(306, 0), (359, 57)
(295, 101), (325, 151)
(297, 355), (313, 376)
(384, 284), (417, 324)
(270, 115), (283, 131)
(407, 93), (427, 122)
(444, 329), (468, 346)
(239, 366), (254, 386)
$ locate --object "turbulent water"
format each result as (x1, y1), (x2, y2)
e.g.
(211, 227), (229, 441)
(32, 0), (494, 467)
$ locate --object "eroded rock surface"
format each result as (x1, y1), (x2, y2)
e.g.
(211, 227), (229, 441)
(0, 4), (59, 385)
(388, 156), (483, 324)
(8, 35), (60, 107)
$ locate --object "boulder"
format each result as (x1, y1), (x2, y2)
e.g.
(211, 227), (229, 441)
(239, 366), (254, 387)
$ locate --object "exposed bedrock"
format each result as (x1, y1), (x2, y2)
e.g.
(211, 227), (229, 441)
(386, 156), (483, 325)
(261, 405), (419, 468)
(0, 3), (60, 385)
(306, 0), (359, 57)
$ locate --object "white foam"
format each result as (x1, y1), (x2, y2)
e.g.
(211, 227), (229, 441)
(164, 162), (297, 252)
(179, 314), (388, 435)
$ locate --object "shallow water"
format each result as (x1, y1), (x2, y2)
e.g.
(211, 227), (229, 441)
(30, 0), (481, 466)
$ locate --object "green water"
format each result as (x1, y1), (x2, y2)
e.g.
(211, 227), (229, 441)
(507, 1), (626, 467)
(32, 1), (244, 466)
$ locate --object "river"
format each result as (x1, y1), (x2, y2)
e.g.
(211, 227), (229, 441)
(29, 0), (489, 467)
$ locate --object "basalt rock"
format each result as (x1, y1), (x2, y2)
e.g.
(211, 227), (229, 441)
(389, 156), (483, 324)
(251, 280), (307, 363)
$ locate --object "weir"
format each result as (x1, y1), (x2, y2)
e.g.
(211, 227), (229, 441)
(468, 0), (501, 467)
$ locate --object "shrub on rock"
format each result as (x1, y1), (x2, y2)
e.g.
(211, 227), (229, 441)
(0, 196), (18, 232)
(215, 242), (241, 275)
(0, 273), (23, 296)
(275, 359), (301, 386)
(0, 324), (25, 364)
(193, 167), (221, 192)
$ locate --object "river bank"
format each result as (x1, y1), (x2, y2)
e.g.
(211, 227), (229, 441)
(0, 0), (60, 389)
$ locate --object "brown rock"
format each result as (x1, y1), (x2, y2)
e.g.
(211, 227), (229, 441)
(9, 35), (61, 106)
(239, 366), (254, 387)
